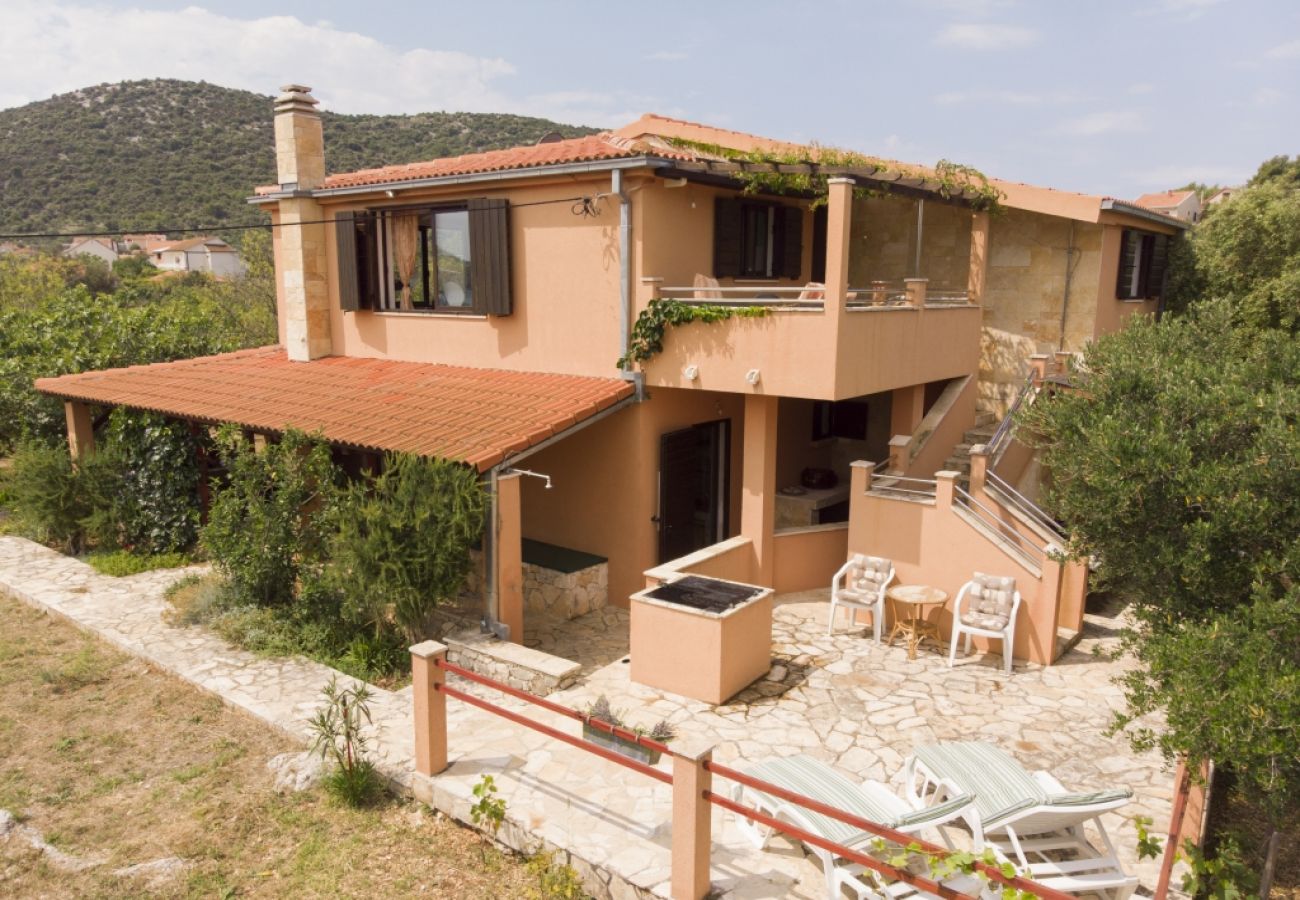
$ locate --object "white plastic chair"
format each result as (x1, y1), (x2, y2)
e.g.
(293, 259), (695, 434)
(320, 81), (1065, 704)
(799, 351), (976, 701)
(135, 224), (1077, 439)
(830, 554), (895, 642)
(948, 573), (1021, 674)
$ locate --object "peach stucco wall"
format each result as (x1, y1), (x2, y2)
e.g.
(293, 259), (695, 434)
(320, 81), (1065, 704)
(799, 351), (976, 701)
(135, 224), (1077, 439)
(846, 466), (1061, 664)
(1092, 223), (1161, 339)
(316, 175), (628, 378)
(772, 524), (849, 594)
(518, 386), (746, 610)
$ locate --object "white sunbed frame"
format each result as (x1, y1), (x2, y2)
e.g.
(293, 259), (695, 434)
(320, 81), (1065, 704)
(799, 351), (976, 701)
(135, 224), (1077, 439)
(732, 766), (980, 900)
(904, 757), (1139, 900)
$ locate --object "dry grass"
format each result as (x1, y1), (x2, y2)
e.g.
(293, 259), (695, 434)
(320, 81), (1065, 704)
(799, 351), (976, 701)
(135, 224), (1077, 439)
(0, 592), (546, 898)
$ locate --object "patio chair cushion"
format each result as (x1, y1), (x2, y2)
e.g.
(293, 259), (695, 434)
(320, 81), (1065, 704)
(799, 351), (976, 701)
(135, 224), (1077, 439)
(1044, 788), (1133, 807)
(960, 573), (1016, 631)
(846, 554), (891, 596)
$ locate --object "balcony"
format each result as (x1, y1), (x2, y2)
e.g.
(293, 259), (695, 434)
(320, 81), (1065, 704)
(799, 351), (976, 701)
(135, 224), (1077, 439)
(638, 276), (983, 400)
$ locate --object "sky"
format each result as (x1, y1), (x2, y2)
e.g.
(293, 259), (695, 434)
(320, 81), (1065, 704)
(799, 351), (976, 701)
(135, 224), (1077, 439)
(1, 0), (1297, 197)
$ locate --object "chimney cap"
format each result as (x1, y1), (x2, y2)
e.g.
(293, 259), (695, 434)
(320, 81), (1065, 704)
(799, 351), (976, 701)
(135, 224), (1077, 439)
(279, 83), (313, 95)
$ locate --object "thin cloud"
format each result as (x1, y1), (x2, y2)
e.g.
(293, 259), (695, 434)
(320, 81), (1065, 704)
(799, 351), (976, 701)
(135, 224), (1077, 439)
(935, 23), (1038, 50)
(1055, 110), (1144, 136)
(0, 0), (649, 126)
(934, 89), (1085, 106)
(1264, 38), (1300, 60)
(1143, 0), (1226, 19)
(644, 50), (688, 62)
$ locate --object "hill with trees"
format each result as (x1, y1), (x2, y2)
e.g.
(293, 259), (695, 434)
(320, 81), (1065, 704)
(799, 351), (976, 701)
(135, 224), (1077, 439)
(0, 79), (598, 239)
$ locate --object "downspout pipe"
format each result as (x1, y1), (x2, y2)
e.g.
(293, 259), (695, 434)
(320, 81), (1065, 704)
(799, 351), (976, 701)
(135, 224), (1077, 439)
(613, 169), (644, 399)
(1058, 221), (1075, 351)
(482, 466), (501, 635)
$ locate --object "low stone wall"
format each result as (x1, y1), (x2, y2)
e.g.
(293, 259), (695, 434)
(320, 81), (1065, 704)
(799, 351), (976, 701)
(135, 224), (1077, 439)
(445, 629), (582, 696)
(463, 547), (609, 621)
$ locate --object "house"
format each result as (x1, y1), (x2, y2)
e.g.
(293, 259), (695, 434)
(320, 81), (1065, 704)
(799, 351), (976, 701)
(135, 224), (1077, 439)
(62, 236), (120, 264)
(36, 85), (1187, 668)
(121, 233), (171, 253)
(1134, 189), (1202, 223)
(151, 236), (246, 277)
(1205, 187), (1237, 205)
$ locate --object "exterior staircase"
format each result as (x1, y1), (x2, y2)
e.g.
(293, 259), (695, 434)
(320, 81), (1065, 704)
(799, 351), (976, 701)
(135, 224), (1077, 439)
(941, 411), (998, 482)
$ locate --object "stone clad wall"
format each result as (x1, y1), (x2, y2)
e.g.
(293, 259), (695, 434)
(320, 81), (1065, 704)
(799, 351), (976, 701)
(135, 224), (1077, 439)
(461, 548), (608, 621)
(848, 195), (972, 292)
(980, 209), (1102, 414)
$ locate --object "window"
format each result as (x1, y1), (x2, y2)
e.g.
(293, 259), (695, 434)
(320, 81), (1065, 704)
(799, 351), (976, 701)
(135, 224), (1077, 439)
(1117, 228), (1171, 301)
(713, 197), (803, 280)
(335, 198), (511, 316)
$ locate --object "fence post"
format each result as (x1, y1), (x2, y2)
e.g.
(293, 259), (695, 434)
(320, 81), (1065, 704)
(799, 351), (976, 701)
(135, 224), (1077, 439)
(904, 277), (928, 308)
(410, 640), (448, 777)
(671, 740), (715, 900)
(1028, 353), (1050, 388)
(935, 470), (958, 510)
(888, 435), (910, 474)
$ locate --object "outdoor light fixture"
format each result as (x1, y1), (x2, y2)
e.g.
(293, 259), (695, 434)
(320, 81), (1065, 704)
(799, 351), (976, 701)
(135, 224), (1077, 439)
(664, 177), (688, 188)
(683, 364), (699, 381)
(385, 189), (397, 198)
(745, 368), (762, 386)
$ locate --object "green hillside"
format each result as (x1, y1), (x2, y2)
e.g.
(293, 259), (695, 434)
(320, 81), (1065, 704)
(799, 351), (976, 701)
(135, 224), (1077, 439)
(0, 79), (599, 238)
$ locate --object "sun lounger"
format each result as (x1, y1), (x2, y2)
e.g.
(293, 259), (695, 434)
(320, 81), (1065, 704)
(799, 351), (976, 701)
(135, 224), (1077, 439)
(903, 741), (1138, 899)
(732, 754), (979, 899)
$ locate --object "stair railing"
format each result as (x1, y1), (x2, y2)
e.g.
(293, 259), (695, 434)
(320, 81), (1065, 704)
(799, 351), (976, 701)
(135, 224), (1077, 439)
(985, 371), (1035, 465)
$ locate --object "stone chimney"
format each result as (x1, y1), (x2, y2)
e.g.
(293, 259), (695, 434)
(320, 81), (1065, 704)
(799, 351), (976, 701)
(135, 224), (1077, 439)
(274, 84), (324, 190)
(272, 84), (331, 361)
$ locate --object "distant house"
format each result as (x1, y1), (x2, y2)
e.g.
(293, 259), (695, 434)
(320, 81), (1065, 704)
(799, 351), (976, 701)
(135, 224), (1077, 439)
(1134, 189), (1202, 223)
(63, 237), (120, 264)
(121, 233), (171, 253)
(1206, 187), (1238, 206)
(151, 237), (246, 277)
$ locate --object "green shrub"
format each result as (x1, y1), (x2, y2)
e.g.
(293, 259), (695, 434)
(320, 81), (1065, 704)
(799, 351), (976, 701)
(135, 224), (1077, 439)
(98, 410), (204, 554)
(322, 452), (485, 642)
(87, 549), (192, 577)
(322, 759), (384, 808)
(201, 426), (337, 607)
(309, 676), (384, 808)
(6, 440), (120, 554)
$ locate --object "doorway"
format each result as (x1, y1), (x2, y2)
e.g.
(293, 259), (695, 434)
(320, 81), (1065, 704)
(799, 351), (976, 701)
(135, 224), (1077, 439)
(657, 420), (730, 563)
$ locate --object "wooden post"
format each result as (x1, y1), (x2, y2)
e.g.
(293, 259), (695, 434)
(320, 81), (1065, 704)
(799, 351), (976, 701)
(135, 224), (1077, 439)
(496, 471), (525, 643)
(63, 400), (95, 461)
(1154, 759), (1193, 900)
(671, 740), (714, 900)
(410, 640), (448, 776)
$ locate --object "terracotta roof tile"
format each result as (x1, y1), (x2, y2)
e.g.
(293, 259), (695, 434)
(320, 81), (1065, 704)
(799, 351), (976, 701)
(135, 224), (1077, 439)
(1133, 190), (1196, 209)
(318, 133), (693, 190)
(35, 347), (633, 472)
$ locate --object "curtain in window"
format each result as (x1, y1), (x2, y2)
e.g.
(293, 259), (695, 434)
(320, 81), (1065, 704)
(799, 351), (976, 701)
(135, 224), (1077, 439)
(391, 213), (421, 310)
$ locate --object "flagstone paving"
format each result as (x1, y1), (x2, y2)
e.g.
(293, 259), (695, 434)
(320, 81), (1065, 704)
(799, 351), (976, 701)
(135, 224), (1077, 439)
(0, 535), (1174, 898)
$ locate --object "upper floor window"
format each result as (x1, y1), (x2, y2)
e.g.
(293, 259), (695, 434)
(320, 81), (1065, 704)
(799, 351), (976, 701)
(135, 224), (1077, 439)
(335, 198), (511, 316)
(1117, 229), (1170, 300)
(713, 197), (804, 280)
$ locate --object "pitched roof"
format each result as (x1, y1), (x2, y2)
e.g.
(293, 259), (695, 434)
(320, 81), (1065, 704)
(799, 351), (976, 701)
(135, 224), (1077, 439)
(316, 132), (694, 191)
(1134, 190), (1196, 209)
(35, 347), (634, 471)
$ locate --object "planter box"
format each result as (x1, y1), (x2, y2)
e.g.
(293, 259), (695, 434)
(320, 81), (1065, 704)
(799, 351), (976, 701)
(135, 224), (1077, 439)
(629, 575), (774, 705)
(582, 723), (662, 766)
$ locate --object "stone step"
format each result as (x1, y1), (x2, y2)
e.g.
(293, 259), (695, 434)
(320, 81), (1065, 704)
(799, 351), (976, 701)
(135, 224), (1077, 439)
(942, 457), (972, 474)
(974, 411), (997, 428)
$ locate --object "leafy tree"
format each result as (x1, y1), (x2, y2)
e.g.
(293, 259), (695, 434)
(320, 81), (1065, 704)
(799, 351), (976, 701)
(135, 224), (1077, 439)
(1249, 154), (1300, 189)
(1164, 179), (1300, 329)
(320, 452), (486, 642)
(201, 427), (338, 607)
(1021, 302), (1300, 825)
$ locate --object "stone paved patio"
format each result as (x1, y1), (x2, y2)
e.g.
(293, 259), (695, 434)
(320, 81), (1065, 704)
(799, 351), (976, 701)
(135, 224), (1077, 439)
(0, 535), (1175, 898)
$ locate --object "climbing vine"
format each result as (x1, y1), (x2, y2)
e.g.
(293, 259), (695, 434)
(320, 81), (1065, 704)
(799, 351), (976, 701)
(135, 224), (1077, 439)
(618, 298), (768, 369)
(664, 138), (1003, 212)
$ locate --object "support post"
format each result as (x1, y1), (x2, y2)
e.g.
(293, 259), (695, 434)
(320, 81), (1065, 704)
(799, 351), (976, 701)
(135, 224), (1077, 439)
(887, 435), (910, 474)
(741, 394), (778, 585)
(496, 471), (525, 643)
(1028, 353), (1051, 387)
(968, 211), (990, 305)
(968, 444), (989, 494)
(671, 740), (715, 900)
(410, 640), (448, 777)
(63, 400), (95, 461)
(890, 384), (926, 439)
(1036, 543), (1064, 665)
(824, 177), (854, 315)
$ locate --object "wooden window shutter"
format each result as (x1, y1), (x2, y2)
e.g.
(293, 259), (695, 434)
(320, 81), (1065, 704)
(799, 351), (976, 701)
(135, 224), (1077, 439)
(713, 197), (743, 278)
(779, 205), (803, 279)
(335, 210), (361, 311)
(1144, 234), (1169, 299)
(468, 198), (511, 316)
(1116, 229), (1139, 299)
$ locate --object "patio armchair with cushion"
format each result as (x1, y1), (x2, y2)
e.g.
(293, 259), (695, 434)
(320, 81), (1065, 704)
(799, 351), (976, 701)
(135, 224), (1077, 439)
(903, 741), (1138, 900)
(948, 573), (1021, 674)
(830, 554), (895, 642)
(733, 754), (980, 900)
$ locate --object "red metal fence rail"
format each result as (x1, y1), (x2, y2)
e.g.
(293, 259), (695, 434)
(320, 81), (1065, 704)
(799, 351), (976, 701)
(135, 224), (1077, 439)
(417, 648), (1069, 900)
